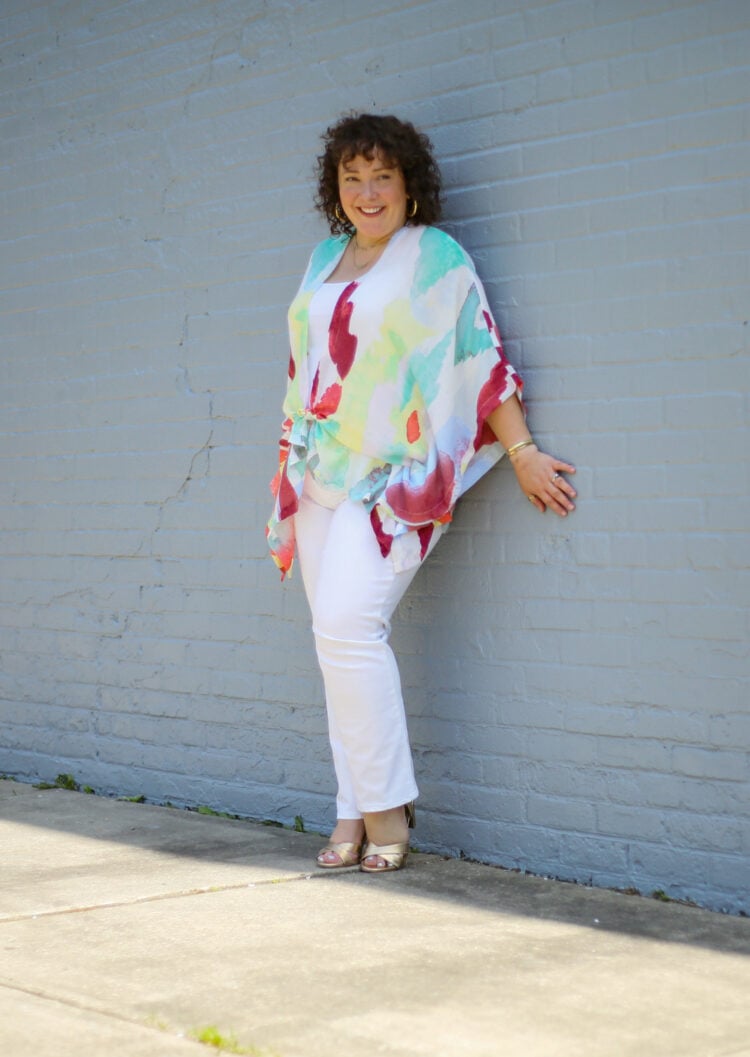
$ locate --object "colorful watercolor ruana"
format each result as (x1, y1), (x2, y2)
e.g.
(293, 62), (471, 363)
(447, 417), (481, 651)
(267, 225), (522, 578)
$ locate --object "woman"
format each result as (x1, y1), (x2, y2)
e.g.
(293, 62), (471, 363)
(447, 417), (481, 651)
(267, 113), (576, 873)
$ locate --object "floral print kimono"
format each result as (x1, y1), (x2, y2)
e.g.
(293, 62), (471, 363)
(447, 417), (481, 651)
(267, 224), (522, 578)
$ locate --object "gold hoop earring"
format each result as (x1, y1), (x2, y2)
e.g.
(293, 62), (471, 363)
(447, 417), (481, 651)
(335, 203), (346, 224)
(407, 198), (418, 219)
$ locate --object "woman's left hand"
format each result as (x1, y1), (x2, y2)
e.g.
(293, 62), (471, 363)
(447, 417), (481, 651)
(510, 446), (577, 516)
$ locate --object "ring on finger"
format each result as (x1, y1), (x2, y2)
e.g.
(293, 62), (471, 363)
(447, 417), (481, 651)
(551, 473), (561, 483)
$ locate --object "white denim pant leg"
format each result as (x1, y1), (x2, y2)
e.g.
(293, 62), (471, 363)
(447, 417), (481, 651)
(293, 487), (420, 820)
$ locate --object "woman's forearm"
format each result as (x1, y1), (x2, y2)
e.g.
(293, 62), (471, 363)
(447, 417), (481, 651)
(486, 393), (532, 453)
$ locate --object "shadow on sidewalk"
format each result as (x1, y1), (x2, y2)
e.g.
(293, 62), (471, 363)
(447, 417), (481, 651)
(2, 779), (749, 959)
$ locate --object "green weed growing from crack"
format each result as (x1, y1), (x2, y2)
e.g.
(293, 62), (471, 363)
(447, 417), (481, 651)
(189, 1024), (277, 1055)
(26, 773), (302, 836)
(195, 805), (240, 819)
(34, 773), (80, 791)
(144, 1016), (278, 1056)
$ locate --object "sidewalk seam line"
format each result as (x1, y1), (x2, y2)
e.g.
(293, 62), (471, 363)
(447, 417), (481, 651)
(0, 870), (322, 923)
(0, 977), (212, 1052)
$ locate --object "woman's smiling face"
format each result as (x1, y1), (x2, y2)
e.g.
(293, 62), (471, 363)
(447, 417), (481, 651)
(337, 150), (408, 245)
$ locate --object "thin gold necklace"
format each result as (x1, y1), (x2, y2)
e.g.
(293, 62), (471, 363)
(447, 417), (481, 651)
(351, 233), (392, 270)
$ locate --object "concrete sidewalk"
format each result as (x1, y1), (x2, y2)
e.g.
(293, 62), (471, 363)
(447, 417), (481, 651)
(1, 780), (749, 1057)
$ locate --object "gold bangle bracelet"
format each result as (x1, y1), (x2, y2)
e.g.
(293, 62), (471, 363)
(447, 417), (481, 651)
(506, 438), (535, 457)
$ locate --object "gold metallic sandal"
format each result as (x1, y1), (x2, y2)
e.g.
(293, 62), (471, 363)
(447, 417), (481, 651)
(359, 840), (409, 872)
(316, 840), (363, 869)
(360, 803), (416, 874)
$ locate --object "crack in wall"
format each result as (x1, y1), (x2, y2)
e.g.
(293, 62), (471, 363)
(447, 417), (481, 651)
(151, 422), (215, 544)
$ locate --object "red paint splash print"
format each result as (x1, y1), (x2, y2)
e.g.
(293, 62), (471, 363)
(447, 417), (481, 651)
(385, 452), (455, 523)
(406, 410), (421, 444)
(483, 310), (503, 349)
(370, 506), (394, 558)
(473, 359), (512, 451)
(328, 282), (359, 379)
(417, 524), (434, 559)
(312, 382), (342, 419)
(277, 467), (299, 521)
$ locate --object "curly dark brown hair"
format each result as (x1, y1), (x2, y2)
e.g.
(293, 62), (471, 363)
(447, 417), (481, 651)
(315, 112), (442, 235)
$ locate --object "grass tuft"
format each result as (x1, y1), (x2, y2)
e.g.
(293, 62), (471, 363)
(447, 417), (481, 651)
(34, 773), (80, 791)
(55, 773), (80, 790)
(189, 1024), (270, 1055)
(195, 805), (239, 819)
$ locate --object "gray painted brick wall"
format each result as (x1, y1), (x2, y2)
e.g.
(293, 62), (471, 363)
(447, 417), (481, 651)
(1, 0), (748, 912)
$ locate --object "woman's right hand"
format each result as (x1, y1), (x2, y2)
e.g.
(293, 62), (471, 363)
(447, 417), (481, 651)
(510, 445), (577, 517)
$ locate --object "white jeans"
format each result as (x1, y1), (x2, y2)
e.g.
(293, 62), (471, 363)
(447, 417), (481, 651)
(294, 477), (424, 819)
